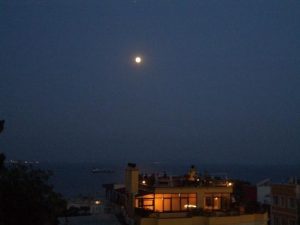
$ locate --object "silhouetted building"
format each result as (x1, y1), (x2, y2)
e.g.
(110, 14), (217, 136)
(271, 178), (300, 225)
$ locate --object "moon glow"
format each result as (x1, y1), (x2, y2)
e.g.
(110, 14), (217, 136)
(135, 56), (142, 64)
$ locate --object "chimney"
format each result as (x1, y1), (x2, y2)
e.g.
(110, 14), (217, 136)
(125, 163), (139, 194)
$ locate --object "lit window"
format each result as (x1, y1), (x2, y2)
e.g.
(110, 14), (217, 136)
(213, 197), (221, 210)
(153, 193), (197, 212)
(154, 195), (163, 212)
(163, 198), (171, 211)
(172, 196), (180, 211)
(181, 198), (188, 210)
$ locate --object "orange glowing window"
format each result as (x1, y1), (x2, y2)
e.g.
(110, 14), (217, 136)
(155, 194), (163, 198)
(143, 194), (154, 198)
(213, 197), (220, 210)
(143, 199), (153, 206)
(181, 198), (188, 210)
(163, 194), (171, 198)
(172, 197), (180, 211)
(164, 198), (171, 211)
(153, 193), (197, 212)
(189, 196), (196, 205)
(154, 197), (163, 212)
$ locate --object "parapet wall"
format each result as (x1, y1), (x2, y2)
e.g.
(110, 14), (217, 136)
(138, 212), (268, 225)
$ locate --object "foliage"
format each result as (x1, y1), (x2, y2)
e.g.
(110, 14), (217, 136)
(0, 153), (66, 225)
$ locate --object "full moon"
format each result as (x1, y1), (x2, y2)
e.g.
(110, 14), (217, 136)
(135, 56), (142, 64)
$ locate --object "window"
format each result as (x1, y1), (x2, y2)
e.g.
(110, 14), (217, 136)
(205, 197), (212, 207)
(280, 196), (285, 207)
(204, 194), (228, 210)
(189, 194), (197, 206)
(273, 196), (279, 206)
(221, 197), (229, 209)
(273, 216), (279, 225)
(289, 219), (296, 225)
(143, 199), (154, 210)
(181, 197), (188, 210)
(136, 193), (198, 212)
(153, 193), (197, 212)
(281, 217), (287, 225)
(163, 198), (171, 211)
(213, 197), (220, 210)
(288, 198), (296, 209)
(172, 196), (180, 211)
(154, 196), (163, 212)
(135, 194), (154, 210)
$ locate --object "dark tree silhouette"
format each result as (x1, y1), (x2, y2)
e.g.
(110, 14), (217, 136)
(0, 156), (66, 225)
(0, 121), (66, 225)
(0, 120), (4, 134)
(0, 120), (4, 170)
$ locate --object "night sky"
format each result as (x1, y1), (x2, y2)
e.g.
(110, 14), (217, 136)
(1, 0), (300, 164)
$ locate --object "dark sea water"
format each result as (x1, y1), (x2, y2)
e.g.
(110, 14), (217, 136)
(43, 162), (300, 199)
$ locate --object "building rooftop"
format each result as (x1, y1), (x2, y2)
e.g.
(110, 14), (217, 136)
(104, 163), (268, 225)
(138, 165), (233, 190)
